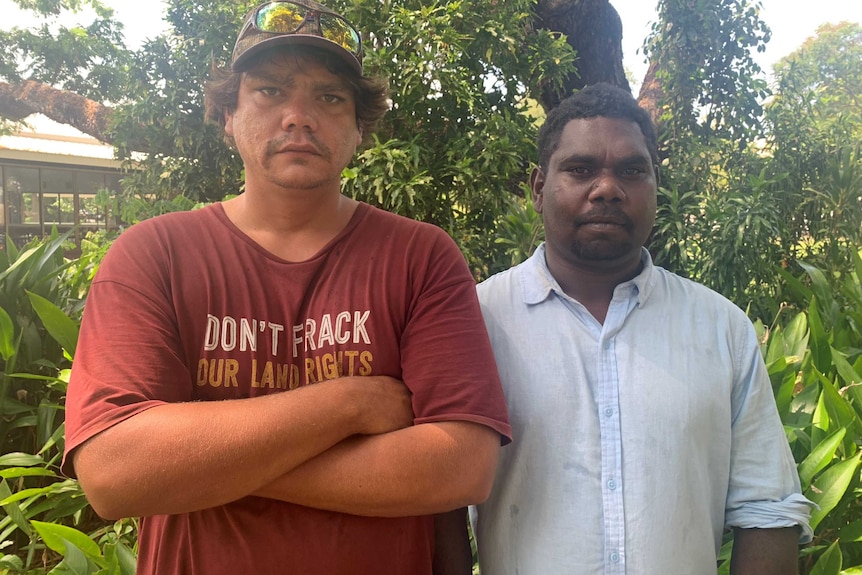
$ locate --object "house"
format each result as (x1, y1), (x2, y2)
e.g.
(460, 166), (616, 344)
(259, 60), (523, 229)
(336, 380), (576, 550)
(0, 114), (125, 251)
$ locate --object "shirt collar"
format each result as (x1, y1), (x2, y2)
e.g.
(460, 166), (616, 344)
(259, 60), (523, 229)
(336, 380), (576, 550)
(519, 243), (656, 307)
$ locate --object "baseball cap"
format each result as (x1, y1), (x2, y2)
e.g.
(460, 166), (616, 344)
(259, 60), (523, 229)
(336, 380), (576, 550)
(231, 0), (363, 74)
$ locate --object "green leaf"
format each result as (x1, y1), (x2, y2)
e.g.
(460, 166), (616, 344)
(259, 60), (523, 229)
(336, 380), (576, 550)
(818, 375), (857, 435)
(0, 479), (31, 537)
(799, 427), (846, 487)
(0, 305), (15, 361)
(832, 348), (862, 388)
(806, 454), (862, 531)
(799, 261), (835, 314)
(837, 518), (862, 542)
(115, 541), (137, 575)
(0, 554), (23, 570)
(50, 538), (93, 575)
(26, 291), (79, 357)
(808, 298), (831, 374)
(811, 539), (842, 575)
(31, 521), (102, 558)
(0, 453), (45, 467)
(0, 485), (56, 506)
(0, 467), (57, 480)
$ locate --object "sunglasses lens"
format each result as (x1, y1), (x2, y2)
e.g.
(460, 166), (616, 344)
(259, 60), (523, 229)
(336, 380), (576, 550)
(319, 15), (361, 54)
(252, 2), (361, 57)
(257, 3), (305, 33)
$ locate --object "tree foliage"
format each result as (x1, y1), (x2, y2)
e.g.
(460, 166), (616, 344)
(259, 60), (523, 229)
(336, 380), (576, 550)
(764, 22), (862, 275)
(641, 0), (771, 156)
(1, 0), (588, 274)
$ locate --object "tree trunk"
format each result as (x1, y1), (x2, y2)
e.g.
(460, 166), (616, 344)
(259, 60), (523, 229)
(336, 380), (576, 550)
(534, 0), (631, 111)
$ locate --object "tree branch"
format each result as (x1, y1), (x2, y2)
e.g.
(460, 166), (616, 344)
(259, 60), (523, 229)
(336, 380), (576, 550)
(0, 80), (115, 145)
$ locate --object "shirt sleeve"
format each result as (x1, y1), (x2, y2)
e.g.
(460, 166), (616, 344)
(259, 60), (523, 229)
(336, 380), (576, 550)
(61, 223), (190, 477)
(398, 227), (512, 444)
(724, 316), (815, 543)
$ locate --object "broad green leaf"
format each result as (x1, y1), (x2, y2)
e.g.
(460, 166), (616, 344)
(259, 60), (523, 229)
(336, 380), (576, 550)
(838, 518), (862, 542)
(49, 538), (92, 575)
(812, 390), (830, 445)
(799, 427), (846, 486)
(773, 368), (797, 417)
(0, 485), (56, 506)
(716, 537), (732, 575)
(765, 326), (787, 366)
(776, 265), (813, 303)
(808, 298), (831, 374)
(782, 312), (810, 360)
(0, 554), (23, 570)
(7, 372), (69, 384)
(806, 454), (862, 531)
(832, 348), (861, 388)
(818, 375), (857, 436)
(0, 453), (44, 467)
(799, 261), (836, 313)
(766, 313), (808, 367)
(26, 291), (78, 357)
(114, 541), (137, 575)
(0, 397), (36, 416)
(811, 539), (842, 575)
(0, 479), (31, 537)
(31, 521), (101, 558)
(0, 467), (56, 480)
(0, 305), (14, 361)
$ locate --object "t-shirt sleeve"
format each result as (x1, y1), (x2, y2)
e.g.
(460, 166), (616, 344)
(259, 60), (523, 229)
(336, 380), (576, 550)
(62, 223), (191, 477)
(398, 228), (512, 444)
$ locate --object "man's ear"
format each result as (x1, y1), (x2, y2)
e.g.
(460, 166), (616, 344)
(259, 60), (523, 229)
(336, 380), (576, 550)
(530, 166), (545, 213)
(224, 108), (235, 137)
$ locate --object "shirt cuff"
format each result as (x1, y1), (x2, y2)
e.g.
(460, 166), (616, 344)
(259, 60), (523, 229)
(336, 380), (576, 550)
(726, 493), (816, 543)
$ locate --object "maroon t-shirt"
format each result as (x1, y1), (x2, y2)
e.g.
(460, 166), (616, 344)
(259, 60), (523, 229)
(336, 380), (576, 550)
(63, 202), (511, 575)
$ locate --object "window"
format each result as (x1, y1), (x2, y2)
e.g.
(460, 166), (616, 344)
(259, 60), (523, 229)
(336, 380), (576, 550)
(0, 163), (125, 250)
(5, 167), (40, 226)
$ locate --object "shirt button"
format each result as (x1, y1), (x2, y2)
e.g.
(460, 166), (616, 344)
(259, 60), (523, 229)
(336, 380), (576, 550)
(607, 479), (617, 490)
(603, 341), (611, 350)
(610, 552), (620, 563)
(604, 407), (613, 417)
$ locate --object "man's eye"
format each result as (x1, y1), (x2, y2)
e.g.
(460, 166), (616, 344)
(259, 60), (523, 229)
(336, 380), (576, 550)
(258, 87), (279, 96)
(622, 167), (646, 176)
(567, 167), (591, 175)
(321, 94), (344, 104)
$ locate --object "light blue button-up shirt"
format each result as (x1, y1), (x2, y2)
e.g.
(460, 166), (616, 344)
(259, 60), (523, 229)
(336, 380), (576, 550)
(472, 244), (812, 575)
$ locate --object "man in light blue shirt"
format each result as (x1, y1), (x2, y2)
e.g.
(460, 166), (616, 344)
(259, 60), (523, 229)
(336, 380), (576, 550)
(470, 83), (812, 574)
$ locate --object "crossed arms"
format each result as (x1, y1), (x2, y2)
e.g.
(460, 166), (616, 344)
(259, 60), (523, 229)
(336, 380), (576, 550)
(71, 375), (500, 520)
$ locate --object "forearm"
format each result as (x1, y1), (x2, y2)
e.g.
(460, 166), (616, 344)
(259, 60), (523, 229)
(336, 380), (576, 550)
(730, 527), (799, 575)
(254, 421), (500, 516)
(73, 376), (409, 519)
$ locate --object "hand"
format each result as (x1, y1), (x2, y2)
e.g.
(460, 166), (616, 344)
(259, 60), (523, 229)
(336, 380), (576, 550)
(348, 375), (414, 436)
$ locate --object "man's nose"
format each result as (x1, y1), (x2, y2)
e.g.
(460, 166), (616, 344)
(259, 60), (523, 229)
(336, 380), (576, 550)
(588, 171), (625, 202)
(281, 95), (317, 131)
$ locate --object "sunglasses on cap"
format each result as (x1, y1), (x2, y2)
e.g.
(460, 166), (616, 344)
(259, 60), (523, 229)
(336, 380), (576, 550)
(246, 1), (361, 57)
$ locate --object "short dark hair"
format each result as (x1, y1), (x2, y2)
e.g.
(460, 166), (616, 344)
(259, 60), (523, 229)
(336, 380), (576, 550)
(203, 45), (389, 147)
(537, 83), (658, 171)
